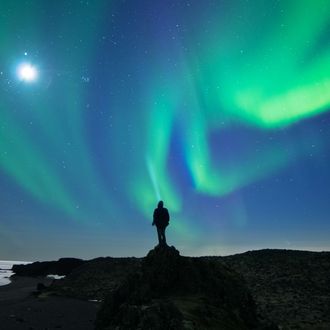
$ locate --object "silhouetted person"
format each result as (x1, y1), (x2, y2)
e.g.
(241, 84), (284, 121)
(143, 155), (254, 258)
(152, 201), (170, 246)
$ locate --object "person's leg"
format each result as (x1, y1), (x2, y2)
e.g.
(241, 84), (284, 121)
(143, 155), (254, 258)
(158, 227), (164, 245)
(162, 227), (167, 245)
(159, 227), (166, 245)
(157, 227), (162, 245)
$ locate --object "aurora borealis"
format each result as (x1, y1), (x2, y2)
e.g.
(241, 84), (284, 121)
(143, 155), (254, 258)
(1, 0), (330, 260)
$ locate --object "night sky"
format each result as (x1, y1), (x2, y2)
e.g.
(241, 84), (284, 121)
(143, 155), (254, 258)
(1, 0), (330, 261)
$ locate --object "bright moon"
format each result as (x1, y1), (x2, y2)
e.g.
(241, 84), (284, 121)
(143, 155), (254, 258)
(17, 63), (38, 82)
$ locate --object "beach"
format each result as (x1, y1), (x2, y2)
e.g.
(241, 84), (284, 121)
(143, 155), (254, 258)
(0, 275), (100, 330)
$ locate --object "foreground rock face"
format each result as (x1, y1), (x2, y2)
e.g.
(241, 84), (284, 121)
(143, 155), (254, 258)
(12, 258), (85, 276)
(95, 245), (267, 330)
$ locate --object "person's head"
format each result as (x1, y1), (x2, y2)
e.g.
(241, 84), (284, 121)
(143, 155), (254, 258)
(157, 200), (164, 208)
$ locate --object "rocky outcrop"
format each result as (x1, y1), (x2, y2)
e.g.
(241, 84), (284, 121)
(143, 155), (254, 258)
(51, 257), (141, 300)
(95, 245), (270, 330)
(12, 258), (85, 276)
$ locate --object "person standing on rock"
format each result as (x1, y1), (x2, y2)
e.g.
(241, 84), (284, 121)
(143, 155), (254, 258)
(152, 201), (170, 246)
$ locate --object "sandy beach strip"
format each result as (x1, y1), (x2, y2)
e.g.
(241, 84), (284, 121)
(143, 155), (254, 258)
(0, 276), (100, 330)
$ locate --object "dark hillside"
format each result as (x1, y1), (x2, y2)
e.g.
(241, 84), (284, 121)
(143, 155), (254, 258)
(222, 249), (330, 330)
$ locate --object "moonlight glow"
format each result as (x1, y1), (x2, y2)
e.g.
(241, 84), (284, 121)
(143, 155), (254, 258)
(17, 63), (38, 82)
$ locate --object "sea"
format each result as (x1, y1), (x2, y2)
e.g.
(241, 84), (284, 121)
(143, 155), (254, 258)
(0, 260), (31, 286)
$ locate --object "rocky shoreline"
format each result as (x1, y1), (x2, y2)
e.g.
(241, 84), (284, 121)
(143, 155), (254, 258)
(2, 248), (329, 329)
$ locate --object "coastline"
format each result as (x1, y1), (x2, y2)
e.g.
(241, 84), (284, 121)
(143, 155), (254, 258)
(0, 260), (32, 287)
(0, 275), (100, 330)
(0, 270), (13, 286)
(1, 250), (329, 329)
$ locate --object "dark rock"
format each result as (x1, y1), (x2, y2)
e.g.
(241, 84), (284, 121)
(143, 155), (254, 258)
(36, 282), (47, 291)
(222, 249), (330, 329)
(50, 257), (141, 300)
(95, 245), (262, 330)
